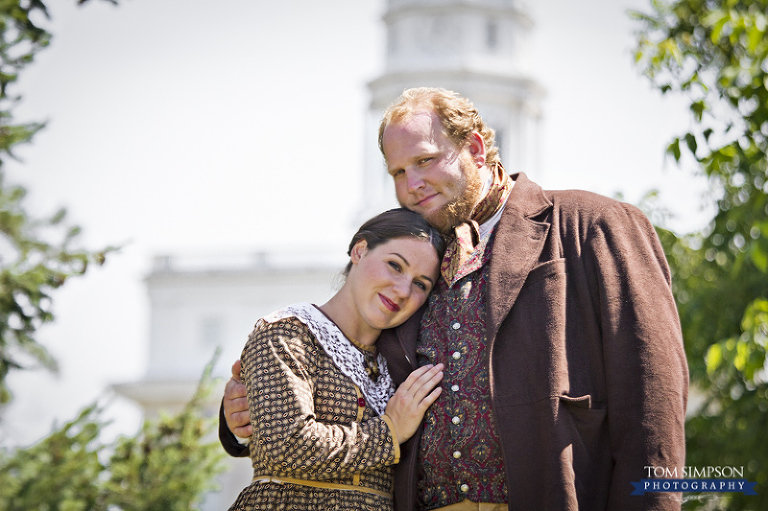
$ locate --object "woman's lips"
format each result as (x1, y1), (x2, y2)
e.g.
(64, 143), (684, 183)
(379, 294), (400, 312)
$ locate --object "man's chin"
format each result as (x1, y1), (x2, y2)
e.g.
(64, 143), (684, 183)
(403, 200), (455, 233)
(423, 209), (456, 234)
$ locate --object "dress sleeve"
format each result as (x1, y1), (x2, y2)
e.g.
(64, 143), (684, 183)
(242, 319), (399, 479)
(585, 202), (688, 510)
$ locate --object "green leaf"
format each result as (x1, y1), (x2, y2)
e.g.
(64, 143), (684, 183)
(690, 100), (706, 121)
(750, 243), (768, 272)
(705, 343), (723, 374)
(667, 137), (682, 161)
(684, 132), (698, 156)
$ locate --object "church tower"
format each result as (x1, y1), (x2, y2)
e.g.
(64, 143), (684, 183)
(359, 0), (543, 221)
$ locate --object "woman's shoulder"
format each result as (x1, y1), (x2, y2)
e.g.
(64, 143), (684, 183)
(241, 316), (320, 375)
(255, 314), (311, 335)
(249, 317), (313, 346)
(245, 304), (321, 353)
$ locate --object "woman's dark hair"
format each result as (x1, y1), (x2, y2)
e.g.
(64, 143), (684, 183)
(343, 208), (446, 276)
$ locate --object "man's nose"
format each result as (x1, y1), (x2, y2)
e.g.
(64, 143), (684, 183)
(406, 169), (425, 192)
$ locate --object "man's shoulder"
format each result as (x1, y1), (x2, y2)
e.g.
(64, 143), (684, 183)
(545, 187), (620, 209)
(543, 188), (648, 224)
(508, 173), (634, 219)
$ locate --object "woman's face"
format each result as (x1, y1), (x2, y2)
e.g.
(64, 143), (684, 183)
(348, 236), (440, 332)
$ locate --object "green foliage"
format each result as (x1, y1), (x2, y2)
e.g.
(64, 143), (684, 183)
(0, 3), (227, 509)
(0, 357), (227, 510)
(0, 0), (118, 403)
(101, 367), (228, 510)
(0, 175), (116, 403)
(0, 404), (106, 510)
(633, 0), (768, 508)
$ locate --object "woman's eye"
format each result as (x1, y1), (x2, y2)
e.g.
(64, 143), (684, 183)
(388, 261), (402, 272)
(414, 281), (427, 291)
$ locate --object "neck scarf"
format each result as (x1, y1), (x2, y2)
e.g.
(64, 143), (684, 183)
(440, 163), (512, 284)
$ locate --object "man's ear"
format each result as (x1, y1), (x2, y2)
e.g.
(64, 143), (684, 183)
(467, 131), (486, 168)
(350, 239), (368, 264)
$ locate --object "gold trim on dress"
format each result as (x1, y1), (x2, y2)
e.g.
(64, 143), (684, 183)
(251, 475), (392, 499)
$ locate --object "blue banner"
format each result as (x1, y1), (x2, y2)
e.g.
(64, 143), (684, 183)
(631, 479), (757, 495)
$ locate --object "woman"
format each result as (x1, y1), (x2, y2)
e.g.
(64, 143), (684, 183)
(228, 208), (446, 511)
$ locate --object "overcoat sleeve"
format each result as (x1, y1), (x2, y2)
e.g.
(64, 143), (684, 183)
(218, 401), (249, 457)
(585, 201), (688, 510)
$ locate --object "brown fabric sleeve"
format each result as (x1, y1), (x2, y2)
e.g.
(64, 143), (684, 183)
(242, 319), (399, 479)
(587, 202), (688, 510)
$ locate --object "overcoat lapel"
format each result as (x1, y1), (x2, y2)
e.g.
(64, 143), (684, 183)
(486, 173), (552, 342)
(394, 307), (422, 371)
(378, 305), (424, 386)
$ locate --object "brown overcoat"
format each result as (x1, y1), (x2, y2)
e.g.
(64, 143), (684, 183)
(378, 173), (688, 511)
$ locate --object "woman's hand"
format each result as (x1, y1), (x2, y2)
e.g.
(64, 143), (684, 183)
(384, 363), (444, 443)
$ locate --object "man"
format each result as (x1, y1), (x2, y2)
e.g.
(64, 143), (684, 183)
(220, 87), (688, 510)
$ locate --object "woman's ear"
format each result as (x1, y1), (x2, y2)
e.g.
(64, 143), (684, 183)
(350, 239), (368, 265)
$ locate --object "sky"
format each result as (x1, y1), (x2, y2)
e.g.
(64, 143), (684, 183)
(1, 0), (714, 446)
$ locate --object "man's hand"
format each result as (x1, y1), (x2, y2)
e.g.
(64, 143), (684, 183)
(224, 359), (252, 439)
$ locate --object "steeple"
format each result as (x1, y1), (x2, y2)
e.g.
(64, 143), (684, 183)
(359, 0), (543, 222)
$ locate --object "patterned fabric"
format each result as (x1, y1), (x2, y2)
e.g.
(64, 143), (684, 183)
(228, 312), (399, 511)
(263, 303), (395, 415)
(417, 230), (508, 510)
(441, 163), (512, 285)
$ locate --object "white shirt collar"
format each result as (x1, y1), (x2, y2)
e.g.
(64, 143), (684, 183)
(477, 178), (514, 239)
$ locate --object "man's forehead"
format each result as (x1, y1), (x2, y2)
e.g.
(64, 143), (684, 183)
(393, 110), (438, 131)
(383, 110), (444, 150)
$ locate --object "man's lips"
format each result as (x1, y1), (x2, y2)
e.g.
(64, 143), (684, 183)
(414, 193), (438, 208)
(379, 294), (401, 312)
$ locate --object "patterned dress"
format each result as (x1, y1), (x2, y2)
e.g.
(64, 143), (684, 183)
(228, 303), (400, 511)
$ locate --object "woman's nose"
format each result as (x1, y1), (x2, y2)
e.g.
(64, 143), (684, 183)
(392, 277), (412, 299)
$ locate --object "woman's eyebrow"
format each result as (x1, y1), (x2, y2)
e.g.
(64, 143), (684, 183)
(391, 252), (435, 285)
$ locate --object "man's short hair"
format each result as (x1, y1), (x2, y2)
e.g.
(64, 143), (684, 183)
(378, 87), (501, 168)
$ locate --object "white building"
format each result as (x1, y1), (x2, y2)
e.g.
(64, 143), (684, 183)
(114, 0), (542, 508)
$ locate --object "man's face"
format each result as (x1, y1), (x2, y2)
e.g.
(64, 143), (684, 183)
(382, 111), (485, 233)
